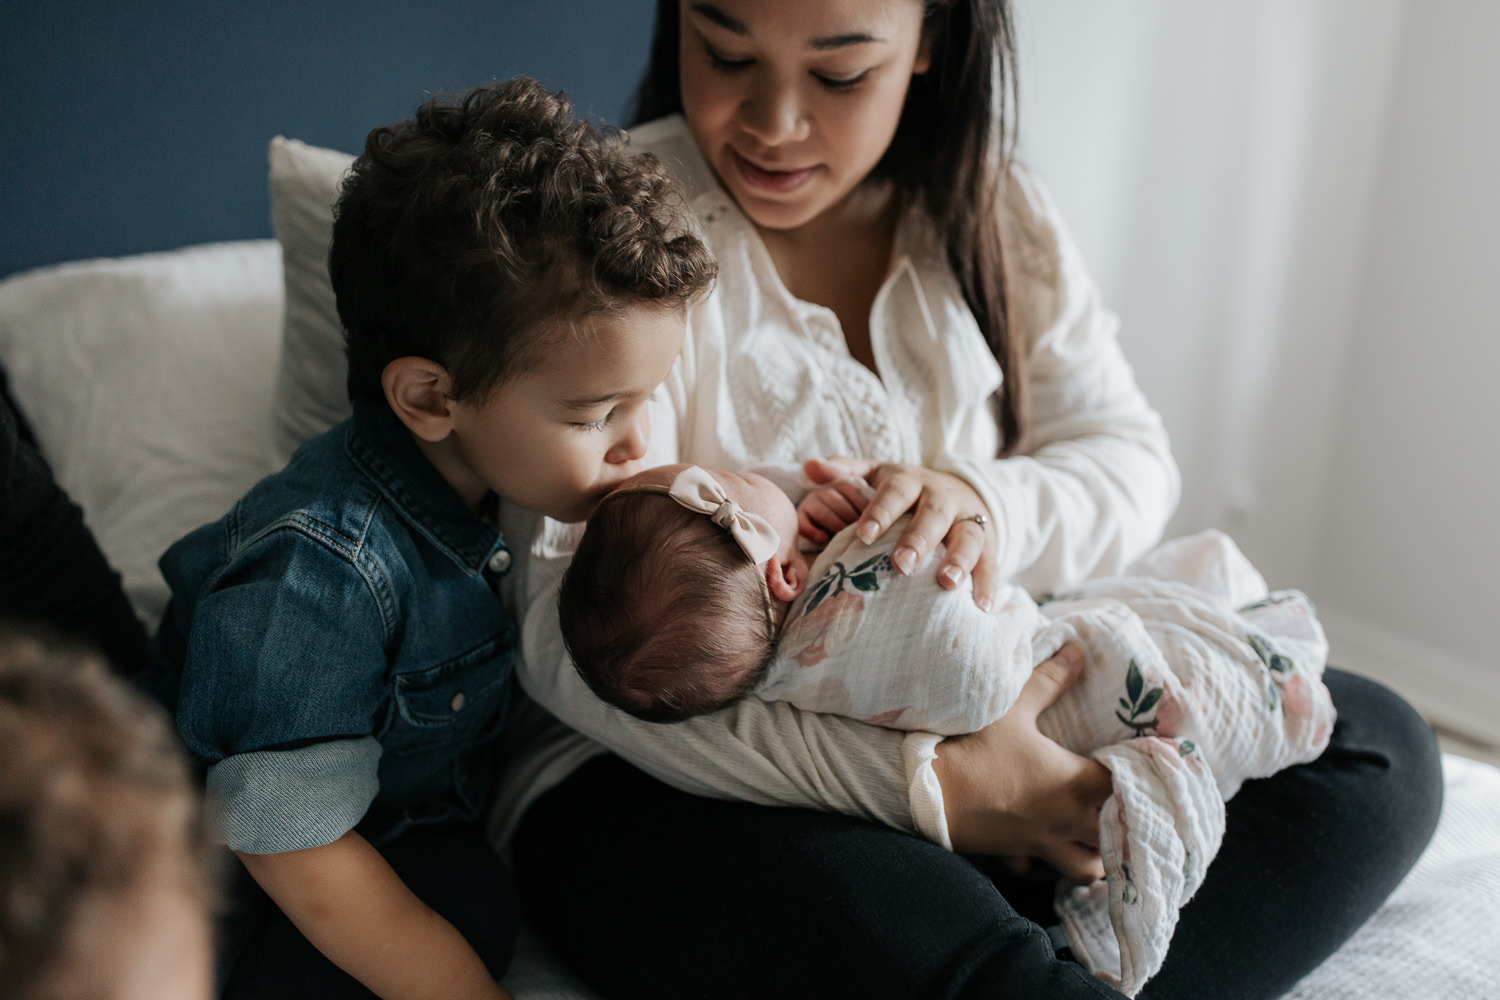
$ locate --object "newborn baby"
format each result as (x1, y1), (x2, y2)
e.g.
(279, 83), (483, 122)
(558, 464), (1335, 994)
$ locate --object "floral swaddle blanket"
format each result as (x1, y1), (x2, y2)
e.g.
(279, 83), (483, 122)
(758, 528), (1335, 995)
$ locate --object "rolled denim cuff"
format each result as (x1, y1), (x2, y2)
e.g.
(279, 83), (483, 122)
(208, 736), (382, 854)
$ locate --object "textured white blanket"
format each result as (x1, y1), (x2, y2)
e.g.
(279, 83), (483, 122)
(759, 529), (1336, 994)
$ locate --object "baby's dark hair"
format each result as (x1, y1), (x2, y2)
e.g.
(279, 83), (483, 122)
(329, 76), (716, 405)
(558, 492), (778, 723)
(0, 626), (211, 999)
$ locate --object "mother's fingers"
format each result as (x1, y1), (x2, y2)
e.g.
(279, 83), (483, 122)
(968, 543), (1003, 613)
(853, 470), (924, 549)
(1044, 841), (1106, 885)
(803, 456), (874, 485)
(1013, 644), (1086, 722)
(935, 518), (986, 591)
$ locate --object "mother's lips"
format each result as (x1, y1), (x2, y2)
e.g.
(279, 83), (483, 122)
(733, 150), (817, 193)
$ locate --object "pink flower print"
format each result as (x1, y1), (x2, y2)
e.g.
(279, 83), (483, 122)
(863, 707), (913, 728)
(793, 643), (829, 669)
(1281, 673), (1312, 721)
(782, 590), (867, 668)
(1153, 689), (1184, 738)
(1279, 673), (1335, 751)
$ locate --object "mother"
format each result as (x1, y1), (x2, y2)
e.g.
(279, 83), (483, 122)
(499, 2), (1443, 997)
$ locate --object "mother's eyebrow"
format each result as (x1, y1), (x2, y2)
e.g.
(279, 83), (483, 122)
(689, 3), (747, 34)
(809, 31), (883, 51)
(688, 3), (884, 49)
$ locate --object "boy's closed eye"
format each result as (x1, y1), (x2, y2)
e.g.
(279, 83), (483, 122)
(796, 480), (869, 545)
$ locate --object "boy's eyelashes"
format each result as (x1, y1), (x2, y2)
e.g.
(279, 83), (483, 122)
(569, 390), (658, 432)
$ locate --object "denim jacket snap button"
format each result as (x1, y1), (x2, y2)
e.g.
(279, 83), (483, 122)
(487, 550), (512, 573)
(450, 691), (466, 712)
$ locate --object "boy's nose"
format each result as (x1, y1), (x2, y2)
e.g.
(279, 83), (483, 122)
(607, 413), (650, 465)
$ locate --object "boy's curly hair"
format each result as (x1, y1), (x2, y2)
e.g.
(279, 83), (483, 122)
(330, 76), (716, 404)
(559, 493), (777, 723)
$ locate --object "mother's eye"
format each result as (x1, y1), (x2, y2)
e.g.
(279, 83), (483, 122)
(814, 69), (870, 91)
(707, 46), (753, 71)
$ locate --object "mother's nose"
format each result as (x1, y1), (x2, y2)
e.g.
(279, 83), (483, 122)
(738, 74), (810, 148)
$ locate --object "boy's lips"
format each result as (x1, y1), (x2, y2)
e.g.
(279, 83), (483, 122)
(733, 150), (817, 193)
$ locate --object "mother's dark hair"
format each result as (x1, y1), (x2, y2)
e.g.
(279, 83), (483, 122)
(630, 0), (1027, 454)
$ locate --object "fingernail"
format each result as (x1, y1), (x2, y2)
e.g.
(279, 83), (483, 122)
(976, 594), (993, 613)
(940, 565), (965, 588)
(893, 546), (916, 574)
(858, 521), (879, 544)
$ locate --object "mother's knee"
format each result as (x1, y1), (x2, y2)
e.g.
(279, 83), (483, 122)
(1324, 668), (1443, 844)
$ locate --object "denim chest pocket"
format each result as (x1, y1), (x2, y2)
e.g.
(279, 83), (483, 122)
(382, 632), (516, 758)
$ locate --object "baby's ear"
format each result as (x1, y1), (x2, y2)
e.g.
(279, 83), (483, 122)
(766, 554), (808, 602)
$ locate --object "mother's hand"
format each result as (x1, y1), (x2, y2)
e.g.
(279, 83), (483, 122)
(804, 457), (1001, 610)
(932, 644), (1112, 883)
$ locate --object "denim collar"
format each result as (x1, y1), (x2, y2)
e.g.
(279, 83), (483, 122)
(345, 399), (505, 575)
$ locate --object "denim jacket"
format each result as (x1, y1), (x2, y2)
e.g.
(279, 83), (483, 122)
(141, 400), (518, 853)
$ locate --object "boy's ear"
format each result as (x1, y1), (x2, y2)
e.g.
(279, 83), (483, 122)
(382, 357), (457, 443)
(766, 555), (808, 603)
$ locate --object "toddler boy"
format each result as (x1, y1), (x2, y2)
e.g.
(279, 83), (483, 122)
(139, 78), (714, 999)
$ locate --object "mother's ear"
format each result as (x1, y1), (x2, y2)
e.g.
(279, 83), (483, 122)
(382, 356), (456, 442)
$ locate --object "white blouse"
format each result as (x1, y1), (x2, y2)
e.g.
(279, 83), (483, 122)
(488, 115), (1180, 850)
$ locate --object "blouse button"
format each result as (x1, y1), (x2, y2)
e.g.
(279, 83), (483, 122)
(450, 692), (466, 713)
(487, 550), (512, 573)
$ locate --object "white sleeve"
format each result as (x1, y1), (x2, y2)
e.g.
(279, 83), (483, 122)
(942, 170), (1180, 594)
(508, 514), (952, 845)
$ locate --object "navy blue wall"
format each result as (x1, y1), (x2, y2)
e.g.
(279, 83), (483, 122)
(1, 1), (658, 276)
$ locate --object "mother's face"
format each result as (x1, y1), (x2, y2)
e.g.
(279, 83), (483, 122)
(677, 0), (930, 233)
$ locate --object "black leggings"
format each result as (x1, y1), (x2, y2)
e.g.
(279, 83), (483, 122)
(513, 669), (1443, 1000)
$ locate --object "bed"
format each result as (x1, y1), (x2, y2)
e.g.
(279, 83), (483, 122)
(3, 6), (1497, 994)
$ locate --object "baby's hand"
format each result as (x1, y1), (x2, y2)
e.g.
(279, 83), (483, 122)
(797, 479), (869, 546)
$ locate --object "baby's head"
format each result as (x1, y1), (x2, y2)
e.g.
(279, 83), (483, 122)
(558, 465), (808, 722)
(0, 627), (213, 1000)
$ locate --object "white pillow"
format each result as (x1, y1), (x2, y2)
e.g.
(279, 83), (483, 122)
(0, 240), (285, 629)
(268, 136), (356, 464)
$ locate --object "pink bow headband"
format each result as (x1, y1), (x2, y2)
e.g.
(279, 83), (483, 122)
(615, 466), (781, 565)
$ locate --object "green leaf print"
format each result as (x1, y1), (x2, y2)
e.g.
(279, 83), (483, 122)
(1116, 659), (1164, 737)
(1136, 688), (1163, 715)
(803, 556), (891, 613)
(1247, 632), (1292, 716)
(805, 575), (835, 613)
